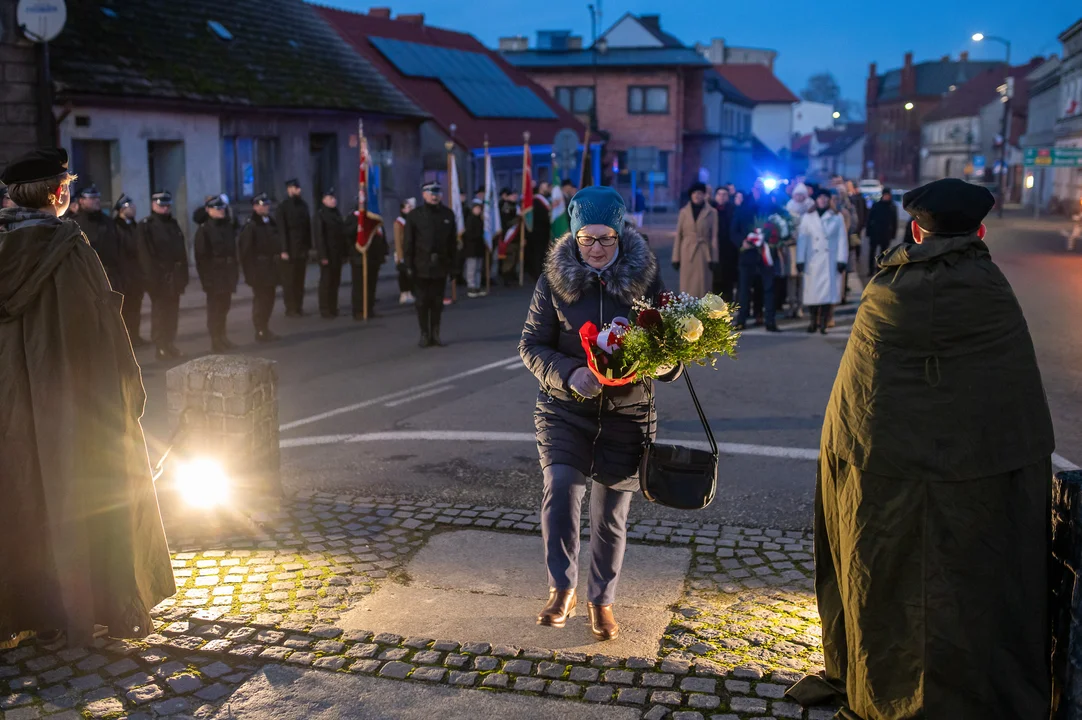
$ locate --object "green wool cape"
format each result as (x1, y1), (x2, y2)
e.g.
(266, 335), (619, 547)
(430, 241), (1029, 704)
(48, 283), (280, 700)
(788, 234), (1055, 720)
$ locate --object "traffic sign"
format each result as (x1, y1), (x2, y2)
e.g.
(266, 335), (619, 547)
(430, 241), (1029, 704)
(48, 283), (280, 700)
(17, 0), (66, 43)
(552, 128), (579, 174)
(1023, 147), (1082, 167)
(972, 155), (986, 173)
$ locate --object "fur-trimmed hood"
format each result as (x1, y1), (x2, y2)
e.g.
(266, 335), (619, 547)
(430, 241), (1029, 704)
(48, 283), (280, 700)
(544, 222), (658, 306)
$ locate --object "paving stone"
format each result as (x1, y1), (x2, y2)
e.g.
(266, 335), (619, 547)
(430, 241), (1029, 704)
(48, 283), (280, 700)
(733, 665), (764, 680)
(660, 657), (691, 674)
(642, 672), (675, 688)
(616, 687), (649, 705)
(372, 633), (403, 645)
(604, 669), (635, 685)
(724, 680), (751, 694)
(444, 654), (469, 669)
(378, 648), (410, 661)
(650, 690), (682, 705)
(152, 660), (188, 679)
(480, 672), (508, 688)
(681, 677), (717, 694)
(284, 636), (313, 650)
(84, 697), (124, 718)
(432, 640), (460, 652)
(772, 700), (804, 718)
(589, 654), (622, 668)
(259, 646), (291, 661)
(195, 683), (231, 701)
(707, 715), (739, 720)
(349, 659), (381, 674)
(537, 661), (566, 678)
(472, 656), (499, 671)
(115, 671), (155, 690)
(546, 680), (581, 698)
(287, 652), (316, 666)
(522, 648), (554, 661)
(755, 682), (787, 698)
(807, 709), (838, 720)
(583, 684), (614, 702)
(512, 676), (546, 693)
(553, 651), (587, 664)
(626, 657), (656, 670)
(313, 640), (345, 654)
(167, 673), (204, 694)
(412, 666), (447, 683)
(644, 707), (670, 720)
(8, 676), (37, 691)
(152, 697), (191, 715)
(688, 693), (721, 709)
(403, 637), (432, 649)
(728, 696), (768, 713)
(460, 642), (490, 655)
(76, 655), (108, 672)
(346, 644), (379, 659)
(69, 673), (105, 692)
(502, 659), (533, 675)
(40, 666), (73, 685)
(199, 661), (233, 680)
(569, 666), (600, 682)
(310, 625), (342, 639)
(313, 656), (348, 671)
(672, 712), (705, 720)
(2, 708), (40, 720)
(126, 683), (165, 704)
(448, 670), (478, 686)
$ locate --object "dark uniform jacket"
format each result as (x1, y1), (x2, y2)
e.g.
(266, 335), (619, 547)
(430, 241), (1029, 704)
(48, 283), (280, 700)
(137, 212), (188, 296)
(499, 198), (518, 232)
(114, 215), (140, 288)
(72, 210), (124, 292)
(790, 233), (1055, 720)
(519, 224), (681, 491)
(239, 215), (283, 289)
(403, 202), (457, 279)
(865, 199), (898, 243)
(275, 195), (312, 258)
(0, 208), (175, 646)
(347, 210), (387, 267)
(314, 205), (348, 265)
(193, 218), (239, 294)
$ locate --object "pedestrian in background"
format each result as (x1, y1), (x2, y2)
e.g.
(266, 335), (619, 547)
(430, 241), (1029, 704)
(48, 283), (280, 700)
(463, 198), (487, 298)
(137, 191), (188, 360)
(796, 189), (848, 334)
(351, 205), (386, 319)
(314, 188), (348, 319)
(193, 195), (239, 353)
(672, 181), (717, 298)
(0, 148), (175, 650)
(276, 178), (312, 317)
(525, 180), (552, 282)
(712, 187), (738, 303)
(404, 181), (456, 347)
(113, 193), (146, 346)
(784, 183), (814, 319)
(864, 188), (898, 276)
(520, 186), (682, 642)
(393, 198), (416, 304)
(731, 190), (765, 325)
(239, 193), (282, 343)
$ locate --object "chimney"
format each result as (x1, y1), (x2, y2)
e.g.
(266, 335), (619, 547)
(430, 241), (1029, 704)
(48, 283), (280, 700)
(904, 52), (913, 68)
(959, 51), (969, 62)
(640, 14), (661, 32)
(397, 13), (424, 25)
(867, 63), (879, 104)
(368, 7), (390, 18)
(568, 36), (583, 50)
(941, 55), (950, 62)
(868, 62), (877, 78)
(901, 52), (916, 96)
(498, 36), (529, 52)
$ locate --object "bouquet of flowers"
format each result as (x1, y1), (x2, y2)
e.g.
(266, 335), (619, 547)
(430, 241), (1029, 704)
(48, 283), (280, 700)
(577, 291), (739, 388)
(745, 211), (795, 267)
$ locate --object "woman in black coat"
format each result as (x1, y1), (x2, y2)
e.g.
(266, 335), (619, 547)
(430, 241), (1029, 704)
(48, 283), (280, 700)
(520, 186), (681, 641)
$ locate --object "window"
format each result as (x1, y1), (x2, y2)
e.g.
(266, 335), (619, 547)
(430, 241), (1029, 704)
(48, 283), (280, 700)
(222, 137), (278, 201)
(628, 86), (670, 115)
(554, 86), (595, 114)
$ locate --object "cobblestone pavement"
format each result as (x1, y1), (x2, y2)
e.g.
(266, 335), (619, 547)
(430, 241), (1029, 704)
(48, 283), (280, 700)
(1, 492), (838, 720)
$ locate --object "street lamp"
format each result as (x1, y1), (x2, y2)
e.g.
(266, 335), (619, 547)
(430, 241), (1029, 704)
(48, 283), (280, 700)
(904, 102), (914, 111)
(832, 111), (841, 119)
(972, 32), (1012, 216)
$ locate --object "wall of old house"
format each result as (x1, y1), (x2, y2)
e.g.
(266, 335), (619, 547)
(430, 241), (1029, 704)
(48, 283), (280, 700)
(0, 0), (44, 169)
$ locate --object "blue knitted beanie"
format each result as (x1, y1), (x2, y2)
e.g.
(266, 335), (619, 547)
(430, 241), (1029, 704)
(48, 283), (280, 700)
(568, 186), (625, 237)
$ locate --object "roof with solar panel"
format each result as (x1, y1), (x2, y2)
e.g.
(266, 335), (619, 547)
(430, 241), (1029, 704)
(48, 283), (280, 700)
(311, 5), (585, 150)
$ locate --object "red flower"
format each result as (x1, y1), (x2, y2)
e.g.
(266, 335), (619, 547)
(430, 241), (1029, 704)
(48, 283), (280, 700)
(659, 292), (673, 308)
(637, 308), (663, 330)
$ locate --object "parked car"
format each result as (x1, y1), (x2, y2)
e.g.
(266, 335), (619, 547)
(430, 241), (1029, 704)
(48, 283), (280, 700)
(858, 179), (883, 202)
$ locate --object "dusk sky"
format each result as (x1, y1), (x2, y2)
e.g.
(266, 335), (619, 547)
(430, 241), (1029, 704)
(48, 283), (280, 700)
(323, 1), (1078, 109)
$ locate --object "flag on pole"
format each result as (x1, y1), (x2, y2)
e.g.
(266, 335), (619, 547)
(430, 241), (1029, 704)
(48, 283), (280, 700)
(448, 151), (464, 235)
(355, 120), (378, 251)
(482, 146), (498, 250)
(521, 143), (534, 232)
(549, 184), (568, 239)
(579, 129), (593, 188)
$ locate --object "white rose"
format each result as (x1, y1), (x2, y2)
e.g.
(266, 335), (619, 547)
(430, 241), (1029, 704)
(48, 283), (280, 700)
(700, 294), (728, 319)
(678, 315), (704, 343)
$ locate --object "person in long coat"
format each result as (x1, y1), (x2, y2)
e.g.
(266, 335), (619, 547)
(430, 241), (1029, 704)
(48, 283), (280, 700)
(239, 193), (284, 342)
(787, 178), (1055, 720)
(671, 182), (717, 298)
(796, 189), (848, 333)
(0, 149), (175, 649)
(137, 191), (189, 360)
(520, 186), (682, 642)
(864, 188), (899, 276)
(193, 195), (240, 352)
(114, 194), (146, 346)
(313, 189), (348, 319)
(70, 184), (124, 293)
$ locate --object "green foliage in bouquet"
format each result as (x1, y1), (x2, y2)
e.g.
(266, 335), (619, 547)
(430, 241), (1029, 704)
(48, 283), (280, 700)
(621, 292), (740, 378)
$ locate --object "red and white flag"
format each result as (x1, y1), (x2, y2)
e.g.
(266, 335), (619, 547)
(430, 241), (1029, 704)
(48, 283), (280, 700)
(355, 120), (378, 251)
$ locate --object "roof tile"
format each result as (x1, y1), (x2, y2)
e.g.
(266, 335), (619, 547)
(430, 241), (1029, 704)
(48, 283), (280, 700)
(714, 64), (798, 104)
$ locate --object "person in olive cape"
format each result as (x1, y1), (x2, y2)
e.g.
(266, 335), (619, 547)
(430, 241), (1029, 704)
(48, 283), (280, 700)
(193, 195), (240, 352)
(0, 148), (175, 650)
(787, 178), (1055, 720)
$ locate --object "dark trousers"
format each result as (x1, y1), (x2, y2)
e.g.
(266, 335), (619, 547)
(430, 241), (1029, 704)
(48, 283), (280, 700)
(413, 276), (446, 335)
(205, 291), (232, 339)
(868, 236), (891, 276)
(251, 285), (276, 333)
(807, 304), (831, 330)
(736, 252), (775, 327)
(774, 276), (787, 313)
(713, 244), (739, 303)
(121, 283), (144, 341)
(280, 258), (307, 314)
(149, 292), (180, 350)
(396, 263), (411, 293)
(541, 464), (633, 605)
(319, 261), (342, 317)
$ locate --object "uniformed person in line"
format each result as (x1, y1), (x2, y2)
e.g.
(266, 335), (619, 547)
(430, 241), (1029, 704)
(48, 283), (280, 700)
(137, 191), (188, 360)
(193, 195), (240, 352)
(275, 178), (312, 317)
(113, 193), (146, 346)
(239, 193), (283, 342)
(70, 184), (124, 293)
(313, 187), (347, 318)
(788, 178), (1055, 720)
(404, 181), (456, 347)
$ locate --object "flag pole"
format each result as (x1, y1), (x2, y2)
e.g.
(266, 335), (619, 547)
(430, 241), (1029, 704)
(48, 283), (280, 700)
(446, 139), (458, 304)
(358, 118), (369, 322)
(484, 136), (491, 296)
(519, 131), (529, 287)
(578, 128), (591, 188)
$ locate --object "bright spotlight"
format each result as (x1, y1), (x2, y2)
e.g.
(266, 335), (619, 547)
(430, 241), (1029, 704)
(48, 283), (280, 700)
(904, 102), (915, 111)
(972, 33), (985, 42)
(174, 458), (230, 508)
(832, 111), (841, 119)
(762, 177), (778, 192)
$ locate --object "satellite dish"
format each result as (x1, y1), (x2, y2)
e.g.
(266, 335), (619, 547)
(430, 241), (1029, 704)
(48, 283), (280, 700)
(17, 0), (67, 43)
(553, 128), (579, 171)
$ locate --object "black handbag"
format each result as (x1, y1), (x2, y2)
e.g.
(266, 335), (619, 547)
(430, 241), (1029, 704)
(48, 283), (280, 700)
(639, 369), (718, 510)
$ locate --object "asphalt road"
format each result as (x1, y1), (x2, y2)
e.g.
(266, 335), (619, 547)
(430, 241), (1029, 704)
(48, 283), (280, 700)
(138, 214), (1081, 533)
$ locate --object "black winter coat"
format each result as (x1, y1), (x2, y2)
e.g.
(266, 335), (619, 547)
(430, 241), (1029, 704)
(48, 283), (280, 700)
(275, 196), (312, 257)
(520, 224), (681, 491)
(865, 199), (898, 243)
(137, 212), (188, 296)
(114, 216), (141, 288)
(72, 210), (124, 292)
(239, 215), (283, 289)
(462, 213), (486, 258)
(404, 203), (457, 279)
(194, 218), (239, 294)
(314, 205), (349, 265)
(348, 211), (388, 267)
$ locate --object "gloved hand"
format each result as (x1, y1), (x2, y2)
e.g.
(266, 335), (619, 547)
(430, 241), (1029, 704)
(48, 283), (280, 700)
(796, 263), (805, 273)
(708, 262), (718, 272)
(672, 262), (681, 272)
(654, 364), (675, 378)
(837, 262), (848, 274)
(568, 367), (602, 399)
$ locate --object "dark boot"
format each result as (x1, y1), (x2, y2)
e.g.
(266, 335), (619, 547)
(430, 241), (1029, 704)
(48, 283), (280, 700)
(417, 306), (431, 347)
(819, 306), (829, 334)
(220, 336), (237, 350)
(537, 588), (577, 628)
(418, 331), (431, 348)
(430, 322), (445, 347)
(587, 603), (619, 641)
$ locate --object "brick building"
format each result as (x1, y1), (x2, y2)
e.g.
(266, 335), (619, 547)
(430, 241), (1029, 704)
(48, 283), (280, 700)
(866, 52), (1000, 186)
(0, 0), (47, 169)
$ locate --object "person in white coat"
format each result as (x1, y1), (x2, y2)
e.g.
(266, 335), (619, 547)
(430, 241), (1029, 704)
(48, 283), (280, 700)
(796, 189), (848, 334)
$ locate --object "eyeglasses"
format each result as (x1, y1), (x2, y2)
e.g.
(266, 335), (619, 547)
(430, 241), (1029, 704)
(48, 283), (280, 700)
(576, 234), (618, 248)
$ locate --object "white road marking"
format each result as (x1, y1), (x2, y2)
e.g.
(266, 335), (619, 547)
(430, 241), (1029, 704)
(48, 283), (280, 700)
(279, 356), (521, 431)
(383, 385), (455, 408)
(1054, 454), (1081, 472)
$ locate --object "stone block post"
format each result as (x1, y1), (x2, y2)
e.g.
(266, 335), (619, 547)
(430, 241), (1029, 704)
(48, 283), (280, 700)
(165, 355), (281, 503)
(1052, 470), (1082, 719)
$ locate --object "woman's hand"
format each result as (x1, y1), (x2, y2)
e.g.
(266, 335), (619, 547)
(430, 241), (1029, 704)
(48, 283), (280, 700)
(568, 367), (602, 399)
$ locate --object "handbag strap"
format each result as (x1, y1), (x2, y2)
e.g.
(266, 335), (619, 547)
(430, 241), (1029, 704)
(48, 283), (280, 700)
(645, 367), (718, 458)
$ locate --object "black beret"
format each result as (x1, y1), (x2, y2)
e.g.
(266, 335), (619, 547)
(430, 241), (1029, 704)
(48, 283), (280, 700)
(902, 179), (994, 237)
(1, 148), (69, 185)
(76, 184), (101, 199)
(689, 182), (707, 195)
(114, 193), (133, 211)
(151, 190), (173, 205)
(252, 192), (270, 205)
(285, 178), (301, 188)
(323, 187), (336, 197)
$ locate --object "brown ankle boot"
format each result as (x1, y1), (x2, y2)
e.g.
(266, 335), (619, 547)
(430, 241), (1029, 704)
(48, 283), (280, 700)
(588, 603), (619, 641)
(537, 588), (576, 627)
